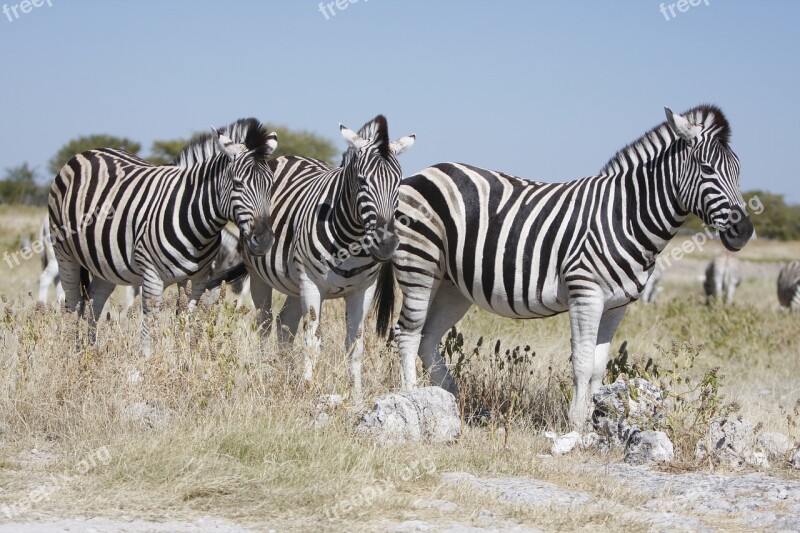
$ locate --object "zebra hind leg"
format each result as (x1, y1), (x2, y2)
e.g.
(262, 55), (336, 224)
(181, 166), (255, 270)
(277, 296), (303, 352)
(416, 280), (471, 397)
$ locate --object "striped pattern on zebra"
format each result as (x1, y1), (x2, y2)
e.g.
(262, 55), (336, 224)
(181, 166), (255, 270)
(209, 115), (414, 399)
(703, 254), (741, 305)
(125, 225), (251, 310)
(48, 118), (277, 348)
(778, 260), (800, 311)
(374, 105), (753, 429)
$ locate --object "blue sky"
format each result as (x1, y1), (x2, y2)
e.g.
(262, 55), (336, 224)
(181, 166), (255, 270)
(1, 1), (798, 201)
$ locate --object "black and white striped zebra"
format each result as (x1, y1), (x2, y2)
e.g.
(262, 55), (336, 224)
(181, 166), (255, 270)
(778, 260), (800, 311)
(209, 115), (414, 399)
(703, 254), (741, 305)
(48, 118), (277, 348)
(374, 105), (753, 429)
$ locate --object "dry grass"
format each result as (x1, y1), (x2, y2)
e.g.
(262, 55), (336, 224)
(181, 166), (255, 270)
(1, 206), (800, 529)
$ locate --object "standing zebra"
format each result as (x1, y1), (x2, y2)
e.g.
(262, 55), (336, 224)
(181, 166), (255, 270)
(375, 105), (753, 429)
(703, 254), (741, 305)
(778, 260), (800, 311)
(209, 115), (415, 399)
(48, 118), (277, 348)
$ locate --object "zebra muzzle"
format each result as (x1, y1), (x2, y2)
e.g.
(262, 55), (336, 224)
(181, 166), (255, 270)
(244, 226), (274, 256)
(720, 205), (754, 252)
(367, 218), (399, 261)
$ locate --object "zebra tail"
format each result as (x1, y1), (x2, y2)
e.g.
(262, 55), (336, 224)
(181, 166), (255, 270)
(373, 261), (396, 338)
(206, 262), (249, 290)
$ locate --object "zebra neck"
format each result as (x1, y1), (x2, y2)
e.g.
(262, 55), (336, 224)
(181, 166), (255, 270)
(330, 161), (366, 239)
(191, 157), (230, 239)
(609, 138), (690, 262)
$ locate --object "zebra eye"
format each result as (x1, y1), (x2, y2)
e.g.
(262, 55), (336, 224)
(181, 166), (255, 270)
(700, 164), (715, 175)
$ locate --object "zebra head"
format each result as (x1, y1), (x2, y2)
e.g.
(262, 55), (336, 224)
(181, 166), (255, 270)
(214, 120), (278, 256)
(340, 115), (415, 261)
(666, 106), (753, 251)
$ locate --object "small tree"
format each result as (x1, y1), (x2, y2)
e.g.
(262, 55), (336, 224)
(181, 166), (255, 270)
(48, 135), (141, 175)
(0, 163), (46, 205)
(264, 124), (338, 165)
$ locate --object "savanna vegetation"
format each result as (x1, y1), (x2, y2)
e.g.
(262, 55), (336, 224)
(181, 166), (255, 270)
(1, 205), (799, 530)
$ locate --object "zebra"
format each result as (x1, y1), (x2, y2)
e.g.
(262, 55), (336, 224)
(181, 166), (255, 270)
(641, 263), (662, 304)
(778, 260), (800, 311)
(48, 118), (277, 348)
(208, 115), (415, 399)
(373, 105), (753, 430)
(703, 254), (741, 305)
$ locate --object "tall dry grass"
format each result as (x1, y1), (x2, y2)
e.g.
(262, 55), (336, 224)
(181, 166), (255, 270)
(1, 207), (800, 528)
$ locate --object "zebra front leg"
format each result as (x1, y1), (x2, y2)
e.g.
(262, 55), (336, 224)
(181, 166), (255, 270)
(299, 279), (323, 384)
(249, 273), (275, 340)
(567, 293), (605, 431)
(344, 282), (378, 403)
(277, 296), (302, 352)
(86, 278), (117, 344)
(140, 268), (165, 357)
(590, 306), (627, 397)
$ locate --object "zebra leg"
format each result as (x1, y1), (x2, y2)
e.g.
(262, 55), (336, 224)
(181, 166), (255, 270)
(299, 279), (323, 384)
(125, 286), (140, 312)
(417, 280), (471, 396)
(567, 294), (605, 431)
(86, 278), (117, 343)
(590, 306), (627, 397)
(39, 257), (60, 303)
(249, 273), (274, 338)
(140, 268), (164, 357)
(277, 297), (303, 350)
(55, 254), (85, 314)
(236, 276), (251, 309)
(792, 286), (800, 312)
(344, 282), (378, 403)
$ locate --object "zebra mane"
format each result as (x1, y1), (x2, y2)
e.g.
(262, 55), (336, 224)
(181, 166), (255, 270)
(174, 118), (272, 168)
(349, 115), (391, 159)
(601, 104), (732, 174)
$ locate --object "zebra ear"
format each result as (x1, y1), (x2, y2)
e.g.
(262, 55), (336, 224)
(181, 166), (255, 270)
(215, 130), (247, 159)
(340, 124), (369, 150)
(265, 132), (278, 156)
(390, 134), (416, 156)
(665, 107), (702, 141)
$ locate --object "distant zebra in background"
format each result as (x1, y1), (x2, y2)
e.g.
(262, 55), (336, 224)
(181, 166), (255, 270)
(375, 105), (753, 429)
(209, 115), (415, 399)
(703, 254), (741, 305)
(641, 263), (663, 304)
(48, 118), (277, 348)
(30, 215), (65, 304)
(778, 260), (800, 311)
